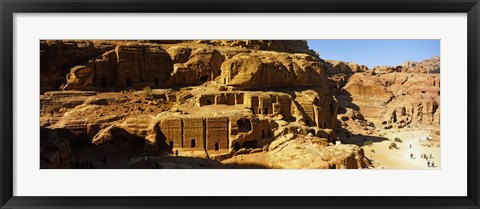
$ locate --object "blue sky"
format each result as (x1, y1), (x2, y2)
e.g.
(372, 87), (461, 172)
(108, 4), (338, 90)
(307, 40), (440, 68)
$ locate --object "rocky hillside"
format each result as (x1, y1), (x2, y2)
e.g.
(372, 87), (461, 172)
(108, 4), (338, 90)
(40, 40), (321, 93)
(40, 40), (439, 169)
(326, 57), (440, 142)
(371, 56), (440, 74)
(40, 40), (354, 169)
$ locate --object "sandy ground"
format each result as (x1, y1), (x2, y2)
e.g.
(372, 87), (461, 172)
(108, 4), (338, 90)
(220, 152), (272, 168)
(362, 128), (441, 169)
(71, 127), (439, 169)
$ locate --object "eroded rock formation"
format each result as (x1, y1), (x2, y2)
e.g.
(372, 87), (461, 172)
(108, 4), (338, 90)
(40, 127), (73, 169)
(328, 57), (440, 141)
(268, 133), (369, 169)
(39, 40), (439, 169)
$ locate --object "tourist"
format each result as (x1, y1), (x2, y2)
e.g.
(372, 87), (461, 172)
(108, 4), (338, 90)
(431, 161), (435, 167)
(427, 161), (430, 167)
(175, 149), (179, 157)
(410, 153), (413, 159)
(142, 155), (149, 164)
(430, 153), (433, 159)
(409, 144), (412, 148)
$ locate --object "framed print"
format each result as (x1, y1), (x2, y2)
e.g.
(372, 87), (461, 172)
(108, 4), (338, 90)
(1, 0), (479, 208)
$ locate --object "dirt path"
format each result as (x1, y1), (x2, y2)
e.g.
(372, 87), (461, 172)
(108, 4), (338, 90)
(363, 128), (440, 169)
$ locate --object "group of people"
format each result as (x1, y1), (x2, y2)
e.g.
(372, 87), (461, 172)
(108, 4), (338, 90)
(73, 159), (95, 169)
(421, 153), (435, 167)
(409, 144), (437, 168)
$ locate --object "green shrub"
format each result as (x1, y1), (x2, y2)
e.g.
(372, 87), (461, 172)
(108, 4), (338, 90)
(363, 140), (373, 146)
(371, 149), (376, 153)
(389, 142), (398, 149)
(394, 137), (403, 143)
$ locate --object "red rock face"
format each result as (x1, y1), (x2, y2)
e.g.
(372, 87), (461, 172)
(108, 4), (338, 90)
(40, 40), (116, 93)
(169, 48), (225, 87)
(372, 56), (440, 74)
(344, 74), (438, 125)
(119, 44), (173, 87)
(42, 40), (327, 91)
(324, 60), (368, 75)
(39, 40), (440, 169)
(401, 56), (440, 74)
(40, 127), (73, 169)
(63, 65), (95, 90)
(194, 40), (318, 57)
(330, 56), (440, 131)
(220, 52), (327, 90)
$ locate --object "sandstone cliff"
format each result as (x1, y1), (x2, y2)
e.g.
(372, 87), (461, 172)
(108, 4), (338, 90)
(39, 39), (341, 167)
(328, 57), (440, 134)
(43, 40), (329, 92)
(39, 40), (440, 169)
(268, 133), (370, 169)
(372, 56), (440, 74)
(40, 40), (118, 93)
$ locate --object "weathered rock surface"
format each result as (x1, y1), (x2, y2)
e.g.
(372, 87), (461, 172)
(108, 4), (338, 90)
(63, 65), (95, 90)
(169, 48), (225, 86)
(332, 64), (439, 131)
(268, 134), (370, 169)
(40, 127), (72, 169)
(337, 73), (394, 123)
(117, 44), (173, 86)
(220, 52), (327, 90)
(43, 40), (327, 92)
(40, 40), (116, 93)
(51, 42), (175, 90)
(401, 56), (440, 74)
(196, 40), (318, 57)
(40, 40), (440, 169)
(372, 56), (440, 74)
(324, 60), (368, 75)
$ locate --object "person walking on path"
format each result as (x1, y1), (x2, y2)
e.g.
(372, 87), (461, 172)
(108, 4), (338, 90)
(410, 153), (414, 159)
(427, 161), (430, 167)
(175, 149), (179, 157)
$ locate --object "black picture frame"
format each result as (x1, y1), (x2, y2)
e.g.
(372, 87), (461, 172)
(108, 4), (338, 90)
(1, 0), (479, 208)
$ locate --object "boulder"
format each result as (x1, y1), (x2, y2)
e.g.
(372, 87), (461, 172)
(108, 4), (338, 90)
(62, 65), (95, 90)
